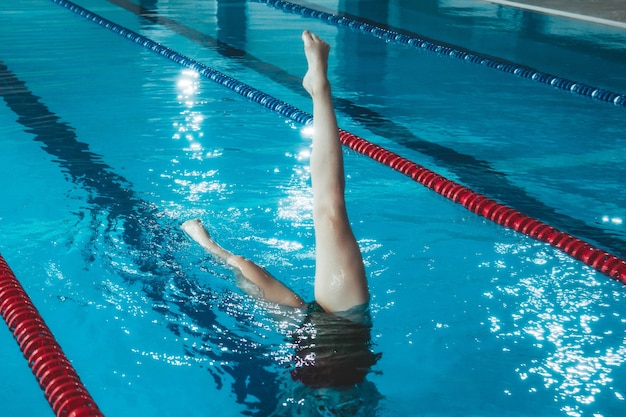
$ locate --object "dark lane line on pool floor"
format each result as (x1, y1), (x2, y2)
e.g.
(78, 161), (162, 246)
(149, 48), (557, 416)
(107, 0), (626, 259)
(0, 59), (281, 416)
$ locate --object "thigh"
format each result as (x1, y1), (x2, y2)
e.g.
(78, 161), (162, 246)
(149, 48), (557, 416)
(229, 256), (305, 308)
(313, 211), (369, 313)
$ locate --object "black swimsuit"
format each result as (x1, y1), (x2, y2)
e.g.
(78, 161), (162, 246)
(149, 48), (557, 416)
(306, 300), (326, 314)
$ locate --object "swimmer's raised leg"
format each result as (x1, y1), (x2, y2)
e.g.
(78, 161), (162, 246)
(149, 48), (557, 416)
(302, 30), (369, 313)
(182, 219), (305, 308)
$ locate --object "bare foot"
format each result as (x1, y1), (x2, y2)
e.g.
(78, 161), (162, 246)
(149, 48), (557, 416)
(182, 219), (235, 262)
(181, 219), (210, 243)
(302, 30), (331, 98)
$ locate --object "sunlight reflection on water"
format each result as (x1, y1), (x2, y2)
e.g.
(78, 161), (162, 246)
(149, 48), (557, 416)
(485, 240), (626, 417)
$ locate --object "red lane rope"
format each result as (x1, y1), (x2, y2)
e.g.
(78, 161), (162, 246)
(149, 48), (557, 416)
(339, 130), (626, 284)
(52, 0), (626, 285)
(0, 254), (104, 417)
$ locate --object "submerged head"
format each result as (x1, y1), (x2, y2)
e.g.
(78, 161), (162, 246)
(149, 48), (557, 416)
(289, 307), (381, 388)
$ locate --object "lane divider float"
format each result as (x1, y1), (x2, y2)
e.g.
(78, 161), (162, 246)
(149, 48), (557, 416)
(256, 0), (626, 107)
(51, 0), (626, 286)
(0, 254), (104, 417)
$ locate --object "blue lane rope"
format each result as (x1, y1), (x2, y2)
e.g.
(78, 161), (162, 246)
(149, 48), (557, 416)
(49, 0), (626, 284)
(255, 0), (626, 108)
(50, 0), (314, 126)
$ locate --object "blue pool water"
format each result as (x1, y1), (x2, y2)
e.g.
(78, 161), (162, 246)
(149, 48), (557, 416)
(1, 1), (626, 416)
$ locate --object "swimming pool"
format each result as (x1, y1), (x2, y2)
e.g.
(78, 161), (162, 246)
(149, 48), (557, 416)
(1, 0), (625, 416)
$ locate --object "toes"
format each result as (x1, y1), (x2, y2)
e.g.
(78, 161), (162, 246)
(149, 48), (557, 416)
(302, 30), (313, 44)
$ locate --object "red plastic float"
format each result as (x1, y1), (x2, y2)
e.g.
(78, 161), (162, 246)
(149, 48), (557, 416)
(338, 129), (626, 285)
(0, 254), (103, 417)
(0, 126), (624, 417)
(50, 0), (626, 286)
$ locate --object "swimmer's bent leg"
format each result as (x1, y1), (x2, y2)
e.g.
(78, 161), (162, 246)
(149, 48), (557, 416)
(182, 219), (305, 308)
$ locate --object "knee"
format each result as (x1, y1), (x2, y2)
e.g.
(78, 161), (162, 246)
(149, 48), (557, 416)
(227, 255), (246, 269)
(314, 200), (348, 228)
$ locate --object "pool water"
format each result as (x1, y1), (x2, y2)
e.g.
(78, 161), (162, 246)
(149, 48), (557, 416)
(1, 1), (625, 416)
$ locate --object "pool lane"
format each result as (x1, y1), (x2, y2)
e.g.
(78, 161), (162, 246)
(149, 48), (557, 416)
(487, 0), (626, 28)
(94, 0), (626, 260)
(0, 58), (282, 417)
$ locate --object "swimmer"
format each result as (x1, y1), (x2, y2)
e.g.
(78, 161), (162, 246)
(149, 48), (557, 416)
(182, 30), (378, 387)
